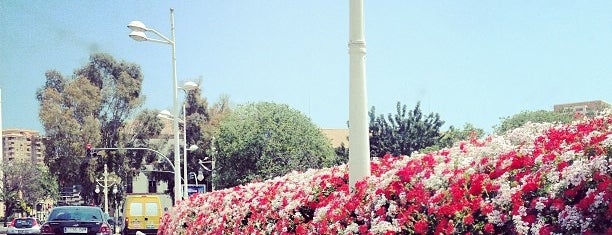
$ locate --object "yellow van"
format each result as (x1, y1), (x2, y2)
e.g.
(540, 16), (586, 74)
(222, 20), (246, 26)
(121, 194), (164, 235)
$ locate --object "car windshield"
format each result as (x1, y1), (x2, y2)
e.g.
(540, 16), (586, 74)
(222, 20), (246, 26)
(13, 218), (35, 228)
(47, 207), (103, 221)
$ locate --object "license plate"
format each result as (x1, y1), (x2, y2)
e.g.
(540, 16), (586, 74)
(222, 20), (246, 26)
(64, 227), (88, 233)
(131, 221), (142, 228)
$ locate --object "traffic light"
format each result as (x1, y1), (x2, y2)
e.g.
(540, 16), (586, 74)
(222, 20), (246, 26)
(86, 143), (93, 158)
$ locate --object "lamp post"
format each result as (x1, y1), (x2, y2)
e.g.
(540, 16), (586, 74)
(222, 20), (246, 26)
(158, 92), (199, 200)
(348, 0), (371, 191)
(95, 164), (119, 214)
(128, 8), (182, 203)
(198, 157), (214, 191)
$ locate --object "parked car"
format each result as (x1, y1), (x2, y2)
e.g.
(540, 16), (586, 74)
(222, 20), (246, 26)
(7, 217), (41, 235)
(40, 206), (114, 235)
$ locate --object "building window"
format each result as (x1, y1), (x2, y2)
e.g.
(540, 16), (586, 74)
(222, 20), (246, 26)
(148, 180), (157, 193)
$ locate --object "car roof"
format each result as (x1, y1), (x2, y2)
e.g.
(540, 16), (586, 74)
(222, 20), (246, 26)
(51, 206), (102, 210)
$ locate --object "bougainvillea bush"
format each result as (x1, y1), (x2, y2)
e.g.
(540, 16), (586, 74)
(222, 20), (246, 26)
(159, 114), (612, 234)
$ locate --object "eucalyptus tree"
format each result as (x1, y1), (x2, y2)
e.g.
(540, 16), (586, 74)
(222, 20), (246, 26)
(36, 53), (160, 202)
(214, 102), (335, 189)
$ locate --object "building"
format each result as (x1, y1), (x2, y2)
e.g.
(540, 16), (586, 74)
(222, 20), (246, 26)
(1, 129), (47, 218)
(320, 128), (349, 148)
(2, 129), (45, 164)
(553, 100), (610, 115)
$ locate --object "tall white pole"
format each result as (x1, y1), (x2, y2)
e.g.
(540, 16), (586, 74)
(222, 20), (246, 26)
(211, 137), (216, 191)
(0, 89), (4, 215)
(170, 8), (182, 204)
(348, 0), (370, 191)
(103, 164), (109, 214)
(182, 104), (188, 200)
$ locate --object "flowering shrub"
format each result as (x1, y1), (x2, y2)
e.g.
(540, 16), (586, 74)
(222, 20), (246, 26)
(159, 114), (612, 234)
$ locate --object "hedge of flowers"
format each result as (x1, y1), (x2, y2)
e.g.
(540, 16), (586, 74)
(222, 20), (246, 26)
(159, 114), (612, 234)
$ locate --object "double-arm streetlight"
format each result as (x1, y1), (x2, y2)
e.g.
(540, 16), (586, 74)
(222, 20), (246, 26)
(94, 164), (119, 214)
(128, 8), (182, 203)
(158, 98), (200, 200)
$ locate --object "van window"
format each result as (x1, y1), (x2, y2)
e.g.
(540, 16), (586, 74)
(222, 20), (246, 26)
(145, 202), (159, 216)
(129, 203), (143, 216)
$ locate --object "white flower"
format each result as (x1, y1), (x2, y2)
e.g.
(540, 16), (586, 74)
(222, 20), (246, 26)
(535, 197), (547, 211)
(486, 210), (503, 225)
(342, 222), (359, 234)
(512, 214), (530, 234)
(558, 205), (582, 231)
(370, 220), (400, 234)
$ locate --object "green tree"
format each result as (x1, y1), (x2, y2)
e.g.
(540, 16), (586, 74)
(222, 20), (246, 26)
(495, 110), (573, 134)
(422, 123), (485, 153)
(36, 53), (158, 203)
(333, 143), (349, 165)
(1, 160), (59, 217)
(214, 102), (335, 189)
(369, 101), (444, 157)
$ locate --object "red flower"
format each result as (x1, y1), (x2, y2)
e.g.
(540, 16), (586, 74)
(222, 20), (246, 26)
(551, 198), (565, 211)
(577, 193), (596, 211)
(523, 214), (536, 224)
(463, 214), (474, 225)
(522, 181), (539, 194)
(483, 223), (495, 234)
(358, 224), (369, 234)
(375, 207), (386, 217)
(539, 225), (554, 235)
(557, 161), (570, 172)
(414, 220), (428, 234)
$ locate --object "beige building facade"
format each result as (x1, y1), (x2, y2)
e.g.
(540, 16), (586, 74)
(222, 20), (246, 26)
(2, 129), (45, 164)
(553, 100), (610, 115)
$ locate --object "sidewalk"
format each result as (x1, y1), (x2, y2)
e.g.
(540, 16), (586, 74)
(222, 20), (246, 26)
(0, 225), (6, 235)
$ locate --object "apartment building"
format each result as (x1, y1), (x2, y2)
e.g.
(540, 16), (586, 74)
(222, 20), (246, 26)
(2, 129), (45, 164)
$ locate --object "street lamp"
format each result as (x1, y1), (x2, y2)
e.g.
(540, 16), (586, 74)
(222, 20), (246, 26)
(94, 164), (119, 214)
(128, 8), (182, 203)
(198, 155), (215, 191)
(158, 92), (199, 201)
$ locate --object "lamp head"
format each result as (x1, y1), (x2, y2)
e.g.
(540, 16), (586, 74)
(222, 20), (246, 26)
(181, 81), (199, 91)
(129, 31), (148, 42)
(95, 185), (100, 194)
(188, 145), (199, 152)
(197, 171), (204, 181)
(127, 21), (148, 31)
(158, 110), (173, 119)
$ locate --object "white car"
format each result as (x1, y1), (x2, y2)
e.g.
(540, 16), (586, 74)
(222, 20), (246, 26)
(7, 217), (41, 235)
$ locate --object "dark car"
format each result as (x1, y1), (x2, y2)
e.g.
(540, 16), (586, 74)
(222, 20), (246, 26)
(7, 217), (41, 235)
(40, 206), (114, 235)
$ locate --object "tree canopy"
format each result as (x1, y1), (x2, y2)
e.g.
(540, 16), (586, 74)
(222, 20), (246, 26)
(369, 101), (444, 157)
(214, 102), (336, 189)
(1, 160), (59, 217)
(495, 110), (573, 134)
(36, 53), (161, 203)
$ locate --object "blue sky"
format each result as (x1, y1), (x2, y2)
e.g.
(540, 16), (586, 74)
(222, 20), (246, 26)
(1, 1), (611, 134)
